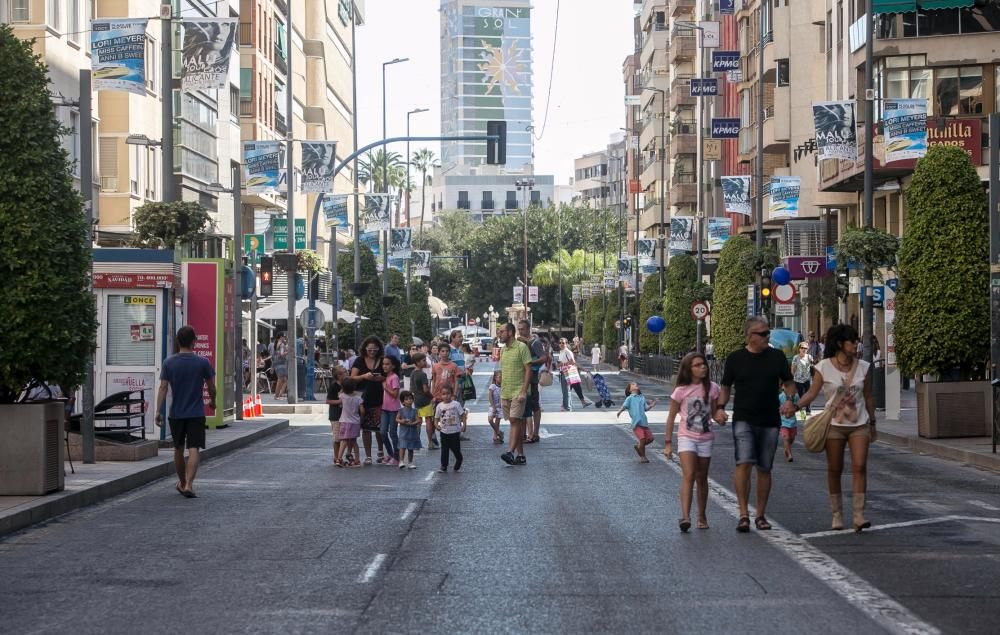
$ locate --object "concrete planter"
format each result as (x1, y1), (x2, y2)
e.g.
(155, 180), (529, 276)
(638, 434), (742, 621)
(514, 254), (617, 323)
(917, 380), (992, 438)
(0, 402), (65, 495)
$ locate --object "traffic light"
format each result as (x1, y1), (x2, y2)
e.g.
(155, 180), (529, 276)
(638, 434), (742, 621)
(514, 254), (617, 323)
(623, 316), (633, 330)
(759, 268), (772, 314)
(259, 256), (274, 297)
(486, 120), (507, 165)
(462, 249), (471, 269)
(308, 271), (320, 301)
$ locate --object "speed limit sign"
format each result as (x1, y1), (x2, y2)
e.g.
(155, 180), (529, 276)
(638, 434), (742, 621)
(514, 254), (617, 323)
(690, 300), (711, 321)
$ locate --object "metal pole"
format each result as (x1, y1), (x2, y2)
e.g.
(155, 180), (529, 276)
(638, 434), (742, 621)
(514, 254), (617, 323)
(351, 12), (361, 299)
(990, 113), (1000, 454)
(658, 90), (666, 300)
(382, 63), (389, 298)
(862, 0), (874, 365)
(233, 164), (244, 418)
(79, 69), (95, 464)
(755, 0), (765, 250)
(696, 22), (706, 353)
(523, 183), (529, 312)
(558, 204), (563, 330)
(330, 232), (339, 358)
(617, 155), (624, 349)
(284, 0), (298, 404)
(161, 11), (174, 204)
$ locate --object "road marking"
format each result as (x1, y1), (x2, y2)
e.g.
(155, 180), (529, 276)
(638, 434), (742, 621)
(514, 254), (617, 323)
(357, 553), (387, 584)
(537, 427), (563, 439)
(802, 515), (1000, 540)
(424, 471), (436, 482)
(400, 502), (418, 521)
(967, 499), (1000, 512)
(618, 426), (940, 635)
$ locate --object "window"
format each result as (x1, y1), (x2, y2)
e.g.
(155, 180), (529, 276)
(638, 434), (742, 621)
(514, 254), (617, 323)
(505, 190), (517, 209)
(229, 85), (239, 118)
(934, 66), (983, 115)
(46, 0), (61, 31)
(68, 0), (80, 43)
(997, 67), (1000, 113)
(457, 191), (470, 210)
(481, 191), (494, 210)
(105, 295), (157, 366)
(530, 190), (541, 206)
(99, 137), (118, 191)
(145, 147), (157, 199)
(2, 0), (31, 22)
(836, 2), (843, 42)
(962, 5), (1000, 33)
(776, 59), (789, 87)
(145, 37), (157, 92)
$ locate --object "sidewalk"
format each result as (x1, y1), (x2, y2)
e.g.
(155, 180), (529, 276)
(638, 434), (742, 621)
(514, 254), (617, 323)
(0, 418), (289, 537)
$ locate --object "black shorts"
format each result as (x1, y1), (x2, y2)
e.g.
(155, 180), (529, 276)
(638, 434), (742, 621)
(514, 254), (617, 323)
(524, 381), (540, 417)
(169, 417), (206, 449)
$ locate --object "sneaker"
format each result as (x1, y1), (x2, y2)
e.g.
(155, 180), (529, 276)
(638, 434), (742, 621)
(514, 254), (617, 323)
(514, 455), (527, 465)
(500, 451), (515, 465)
(408, 463), (418, 469)
(399, 462), (406, 470)
(454, 461), (463, 472)
(388, 458), (400, 466)
(583, 400), (593, 408)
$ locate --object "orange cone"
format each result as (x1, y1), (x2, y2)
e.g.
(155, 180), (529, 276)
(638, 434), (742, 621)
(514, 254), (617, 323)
(243, 397), (253, 418)
(254, 394), (263, 417)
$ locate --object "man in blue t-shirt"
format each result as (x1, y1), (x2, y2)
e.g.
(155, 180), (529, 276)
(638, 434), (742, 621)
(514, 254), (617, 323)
(385, 333), (402, 361)
(156, 325), (216, 498)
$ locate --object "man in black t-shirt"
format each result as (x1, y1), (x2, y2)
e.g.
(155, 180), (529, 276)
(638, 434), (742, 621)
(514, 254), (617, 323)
(718, 316), (797, 533)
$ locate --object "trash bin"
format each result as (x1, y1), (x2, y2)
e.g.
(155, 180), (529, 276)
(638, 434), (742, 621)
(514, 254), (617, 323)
(873, 364), (886, 410)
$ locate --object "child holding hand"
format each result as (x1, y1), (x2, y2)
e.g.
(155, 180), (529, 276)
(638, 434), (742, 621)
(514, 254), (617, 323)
(617, 382), (657, 463)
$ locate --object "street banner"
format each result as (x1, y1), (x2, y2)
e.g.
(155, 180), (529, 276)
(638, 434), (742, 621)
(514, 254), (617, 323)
(300, 141), (339, 193)
(91, 19), (148, 95)
(180, 18), (237, 91)
(690, 78), (719, 97)
(768, 176), (801, 218)
(813, 100), (857, 161)
(617, 256), (634, 283)
(513, 286), (524, 303)
(572, 285), (581, 301)
(388, 258), (405, 272)
(322, 194), (349, 228)
(707, 217), (731, 251)
(722, 176), (751, 215)
(360, 231), (380, 259)
(637, 238), (656, 267)
(243, 141), (281, 193)
(362, 194), (393, 231)
(699, 21), (720, 48)
(711, 118), (741, 139)
(581, 285), (592, 299)
(883, 98), (928, 163)
(711, 50), (740, 73)
(412, 250), (431, 277)
(720, 0), (736, 14)
(528, 286), (539, 303)
(390, 228), (412, 260)
(670, 216), (695, 254)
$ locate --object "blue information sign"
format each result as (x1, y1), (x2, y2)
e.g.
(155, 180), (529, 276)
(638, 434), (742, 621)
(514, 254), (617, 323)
(711, 118), (741, 139)
(690, 78), (719, 97)
(712, 50), (740, 73)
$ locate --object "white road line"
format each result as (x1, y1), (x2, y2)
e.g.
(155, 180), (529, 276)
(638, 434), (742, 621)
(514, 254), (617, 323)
(400, 502), (418, 521)
(357, 553), (387, 584)
(967, 499), (1000, 512)
(617, 426), (940, 635)
(802, 515), (1000, 539)
(424, 471), (436, 482)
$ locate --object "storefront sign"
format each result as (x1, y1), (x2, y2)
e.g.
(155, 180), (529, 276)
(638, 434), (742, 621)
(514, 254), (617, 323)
(784, 256), (828, 279)
(93, 273), (176, 289)
(711, 118), (741, 139)
(711, 50), (740, 73)
(105, 372), (155, 431)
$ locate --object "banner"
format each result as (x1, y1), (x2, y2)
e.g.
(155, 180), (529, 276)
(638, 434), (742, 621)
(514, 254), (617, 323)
(243, 141), (281, 193)
(360, 231), (381, 259)
(412, 250), (431, 277)
(720, 0), (736, 14)
(362, 195), (393, 231)
(389, 258), (405, 272)
(883, 98), (928, 163)
(300, 141), (339, 193)
(768, 176), (801, 218)
(711, 50), (740, 73)
(181, 18), (237, 91)
(813, 101), (857, 161)
(91, 19), (148, 95)
(637, 238), (656, 267)
(390, 228), (412, 260)
(322, 194), (349, 228)
(722, 176), (751, 216)
(617, 257), (634, 283)
(711, 118), (741, 139)
(669, 216), (695, 255)
(707, 217), (732, 251)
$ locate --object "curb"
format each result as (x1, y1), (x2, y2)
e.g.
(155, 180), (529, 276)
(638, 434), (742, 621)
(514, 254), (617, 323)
(0, 419), (289, 538)
(875, 429), (1000, 473)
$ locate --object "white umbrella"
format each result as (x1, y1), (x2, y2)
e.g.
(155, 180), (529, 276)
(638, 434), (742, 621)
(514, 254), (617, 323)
(256, 299), (365, 324)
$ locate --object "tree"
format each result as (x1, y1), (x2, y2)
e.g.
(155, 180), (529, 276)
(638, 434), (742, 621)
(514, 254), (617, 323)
(358, 149), (403, 195)
(410, 148), (439, 239)
(637, 278), (663, 354)
(0, 25), (96, 401)
(661, 254), (700, 356)
(131, 201), (214, 248)
(413, 210), (476, 313)
(336, 242), (384, 343)
(894, 145), (989, 379)
(407, 277), (434, 342)
(713, 235), (756, 359)
(582, 297), (604, 346)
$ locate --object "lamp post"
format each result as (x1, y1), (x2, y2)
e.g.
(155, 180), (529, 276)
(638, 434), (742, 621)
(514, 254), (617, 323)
(642, 85), (667, 299)
(483, 304), (499, 339)
(405, 107), (428, 311)
(382, 57), (409, 298)
(516, 178), (535, 318)
(862, 0), (875, 365)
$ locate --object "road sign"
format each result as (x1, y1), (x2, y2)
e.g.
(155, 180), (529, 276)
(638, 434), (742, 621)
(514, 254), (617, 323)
(774, 283), (797, 304)
(244, 233), (265, 262)
(775, 302), (796, 317)
(467, 319), (476, 326)
(886, 278), (899, 292)
(273, 218), (306, 250)
(513, 286), (523, 303)
(690, 300), (711, 321)
(298, 306), (324, 331)
(528, 286), (539, 303)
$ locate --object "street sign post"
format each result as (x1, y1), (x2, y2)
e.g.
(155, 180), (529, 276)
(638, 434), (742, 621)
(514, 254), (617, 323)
(690, 300), (711, 321)
(298, 306), (323, 331)
(244, 233), (265, 263)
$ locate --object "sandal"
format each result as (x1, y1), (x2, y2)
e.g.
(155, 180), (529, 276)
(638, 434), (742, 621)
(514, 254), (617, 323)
(737, 516), (751, 533)
(679, 519), (691, 533)
(363, 457), (372, 466)
(697, 519), (710, 530)
(754, 516), (772, 531)
(376, 452), (385, 464)
(334, 460), (344, 468)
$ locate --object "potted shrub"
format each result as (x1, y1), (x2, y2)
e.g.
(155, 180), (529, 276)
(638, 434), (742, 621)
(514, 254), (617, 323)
(895, 146), (990, 438)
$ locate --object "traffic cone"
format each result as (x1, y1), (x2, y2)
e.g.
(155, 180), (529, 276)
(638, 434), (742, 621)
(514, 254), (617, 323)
(254, 394), (263, 417)
(246, 397), (255, 418)
(240, 397), (250, 418)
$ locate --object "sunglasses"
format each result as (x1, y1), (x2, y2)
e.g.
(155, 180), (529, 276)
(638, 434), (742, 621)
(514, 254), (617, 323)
(751, 330), (771, 338)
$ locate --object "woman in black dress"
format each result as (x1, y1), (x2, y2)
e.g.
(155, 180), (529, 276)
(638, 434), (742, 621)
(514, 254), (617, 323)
(351, 335), (386, 464)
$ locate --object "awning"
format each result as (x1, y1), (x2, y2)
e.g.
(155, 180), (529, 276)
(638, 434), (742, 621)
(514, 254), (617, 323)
(256, 299), (365, 324)
(873, 0), (974, 12)
(918, 0), (975, 8)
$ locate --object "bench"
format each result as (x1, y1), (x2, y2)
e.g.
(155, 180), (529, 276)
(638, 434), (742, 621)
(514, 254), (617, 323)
(68, 389), (147, 441)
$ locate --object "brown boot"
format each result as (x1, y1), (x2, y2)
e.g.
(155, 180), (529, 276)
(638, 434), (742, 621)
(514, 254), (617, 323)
(830, 493), (844, 531)
(852, 493), (871, 532)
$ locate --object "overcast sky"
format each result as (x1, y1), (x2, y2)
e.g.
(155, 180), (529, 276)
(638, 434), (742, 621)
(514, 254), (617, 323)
(354, 1), (635, 185)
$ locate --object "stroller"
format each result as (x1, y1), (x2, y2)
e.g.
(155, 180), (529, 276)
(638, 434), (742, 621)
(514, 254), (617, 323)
(591, 372), (615, 408)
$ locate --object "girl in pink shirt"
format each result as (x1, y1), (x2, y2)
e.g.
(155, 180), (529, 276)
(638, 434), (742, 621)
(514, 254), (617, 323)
(381, 356), (402, 466)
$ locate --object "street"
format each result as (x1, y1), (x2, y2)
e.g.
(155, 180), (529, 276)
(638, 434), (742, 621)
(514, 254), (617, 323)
(2, 367), (998, 634)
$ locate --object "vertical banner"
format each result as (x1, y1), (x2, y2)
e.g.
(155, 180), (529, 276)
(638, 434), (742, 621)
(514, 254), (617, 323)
(91, 19), (148, 95)
(300, 141), (339, 193)
(513, 286), (524, 303)
(603, 268), (616, 290)
(243, 141), (281, 192)
(182, 261), (221, 426)
(360, 231), (381, 260)
(637, 238), (656, 268)
(669, 216), (696, 254)
(181, 18), (238, 91)
(617, 257), (634, 283)
(707, 217), (732, 251)
(813, 101), (857, 161)
(722, 176), (752, 216)
(699, 21), (720, 48)
(571, 285), (581, 301)
(412, 250), (431, 277)
(322, 194), (349, 228)
(362, 195), (393, 231)
(883, 99), (928, 163)
(768, 176), (801, 218)
(390, 228), (412, 260)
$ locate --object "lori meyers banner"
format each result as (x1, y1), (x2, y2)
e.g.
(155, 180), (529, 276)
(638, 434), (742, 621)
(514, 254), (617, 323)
(362, 195), (394, 232)
(91, 19), (148, 95)
(813, 101), (857, 162)
(412, 250), (431, 277)
(722, 176), (751, 216)
(360, 231), (381, 261)
(181, 18), (237, 91)
(243, 141), (281, 193)
(883, 98), (928, 163)
(707, 217), (732, 251)
(322, 194), (349, 228)
(768, 176), (801, 219)
(300, 142), (338, 193)
(390, 228), (412, 260)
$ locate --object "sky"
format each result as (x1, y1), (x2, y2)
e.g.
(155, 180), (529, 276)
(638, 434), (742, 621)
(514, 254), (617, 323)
(354, 1), (636, 185)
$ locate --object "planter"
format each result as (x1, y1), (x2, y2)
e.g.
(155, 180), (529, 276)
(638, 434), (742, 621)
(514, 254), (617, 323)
(0, 402), (65, 495)
(917, 380), (992, 438)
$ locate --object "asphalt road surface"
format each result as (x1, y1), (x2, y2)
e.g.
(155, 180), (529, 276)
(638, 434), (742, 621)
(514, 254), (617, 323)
(2, 363), (998, 634)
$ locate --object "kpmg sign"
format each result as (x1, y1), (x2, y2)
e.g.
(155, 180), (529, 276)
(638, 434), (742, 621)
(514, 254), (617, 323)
(690, 78), (719, 97)
(720, 0), (736, 15)
(711, 118), (741, 139)
(712, 50), (740, 73)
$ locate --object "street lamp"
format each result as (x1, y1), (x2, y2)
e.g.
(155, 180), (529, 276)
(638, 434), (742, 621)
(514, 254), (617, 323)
(641, 85), (667, 301)
(125, 134), (161, 147)
(516, 178), (535, 319)
(406, 107), (429, 228)
(483, 304), (499, 339)
(382, 57), (410, 298)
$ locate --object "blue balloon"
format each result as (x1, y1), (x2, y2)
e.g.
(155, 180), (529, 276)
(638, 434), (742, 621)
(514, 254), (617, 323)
(772, 266), (791, 286)
(646, 315), (666, 334)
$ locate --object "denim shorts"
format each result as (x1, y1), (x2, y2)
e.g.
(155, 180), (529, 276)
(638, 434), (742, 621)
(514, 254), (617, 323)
(732, 421), (780, 472)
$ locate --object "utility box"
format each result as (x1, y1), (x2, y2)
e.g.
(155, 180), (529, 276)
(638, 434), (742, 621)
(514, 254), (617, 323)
(0, 402), (65, 495)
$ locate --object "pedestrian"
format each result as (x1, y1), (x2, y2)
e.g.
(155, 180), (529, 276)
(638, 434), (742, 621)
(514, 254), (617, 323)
(460, 342), (477, 410)
(779, 380), (799, 463)
(617, 382), (657, 463)
(335, 378), (363, 467)
(395, 390), (421, 469)
(618, 343), (629, 371)
(380, 356), (401, 466)
(401, 343), (418, 391)
(517, 319), (548, 444)
(666, 352), (724, 531)
(154, 325), (216, 498)
(705, 338), (714, 361)
(326, 365), (348, 464)
(434, 384), (465, 472)
(448, 330), (466, 403)
(499, 323), (532, 466)
(350, 335), (387, 465)
(591, 342), (601, 367)
(717, 316), (797, 533)
(432, 343), (459, 409)
(796, 324), (875, 532)
(555, 338), (593, 411)
(807, 331), (823, 360)
(294, 332), (307, 400)
(385, 333), (402, 361)
(487, 370), (505, 444)
(791, 342), (814, 417)
(272, 334), (288, 399)
(410, 352), (437, 449)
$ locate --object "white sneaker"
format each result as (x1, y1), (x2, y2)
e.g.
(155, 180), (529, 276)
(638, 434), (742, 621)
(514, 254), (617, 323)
(408, 462), (417, 469)
(399, 462), (406, 470)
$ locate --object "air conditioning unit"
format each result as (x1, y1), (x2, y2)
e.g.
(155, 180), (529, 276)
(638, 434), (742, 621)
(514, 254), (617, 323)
(0, 402), (64, 495)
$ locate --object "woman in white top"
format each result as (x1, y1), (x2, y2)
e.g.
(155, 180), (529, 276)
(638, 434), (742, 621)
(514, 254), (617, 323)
(555, 339), (593, 411)
(590, 343), (601, 367)
(799, 324), (875, 532)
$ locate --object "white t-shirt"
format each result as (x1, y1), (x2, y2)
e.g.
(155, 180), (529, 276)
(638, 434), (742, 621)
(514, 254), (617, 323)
(591, 346), (601, 364)
(556, 348), (575, 370)
(815, 358), (870, 427)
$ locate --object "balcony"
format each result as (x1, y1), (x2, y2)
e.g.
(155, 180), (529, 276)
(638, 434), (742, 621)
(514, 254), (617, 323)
(239, 99), (253, 117)
(668, 33), (695, 64)
(639, 205), (666, 234)
(669, 76), (695, 110)
(669, 132), (696, 157)
(738, 126), (756, 161)
(670, 175), (697, 205)
(670, 0), (695, 17)
(639, 118), (663, 153)
(275, 111), (287, 135)
(641, 24), (669, 66)
(640, 153), (665, 191)
(274, 47), (288, 75)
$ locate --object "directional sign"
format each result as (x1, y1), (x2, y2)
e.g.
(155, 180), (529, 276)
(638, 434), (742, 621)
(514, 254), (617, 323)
(690, 300), (711, 321)
(243, 233), (265, 262)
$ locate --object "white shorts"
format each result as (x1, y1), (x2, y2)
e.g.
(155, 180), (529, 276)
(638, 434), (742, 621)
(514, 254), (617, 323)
(677, 436), (713, 458)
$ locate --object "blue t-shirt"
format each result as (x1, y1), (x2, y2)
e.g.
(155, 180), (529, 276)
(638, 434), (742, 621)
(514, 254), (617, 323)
(160, 352), (215, 418)
(449, 345), (465, 370)
(778, 392), (798, 428)
(385, 344), (402, 361)
(623, 394), (649, 428)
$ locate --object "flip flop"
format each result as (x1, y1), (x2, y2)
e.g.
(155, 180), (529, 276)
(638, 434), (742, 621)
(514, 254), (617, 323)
(176, 484), (186, 496)
(181, 489), (197, 498)
(754, 516), (772, 531)
(697, 520), (710, 530)
(737, 516), (751, 533)
(679, 519), (691, 533)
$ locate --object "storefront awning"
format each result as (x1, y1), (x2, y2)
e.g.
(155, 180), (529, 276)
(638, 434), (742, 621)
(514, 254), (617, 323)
(873, 0), (975, 12)
(919, 1), (975, 8)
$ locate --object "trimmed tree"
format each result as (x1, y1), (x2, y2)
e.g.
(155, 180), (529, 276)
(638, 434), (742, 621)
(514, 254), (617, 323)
(131, 201), (214, 248)
(582, 297), (604, 347)
(637, 278), (663, 353)
(336, 243), (384, 343)
(662, 254), (699, 356)
(895, 145), (989, 380)
(713, 235), (756, 359)
(0, 26), (96, 401)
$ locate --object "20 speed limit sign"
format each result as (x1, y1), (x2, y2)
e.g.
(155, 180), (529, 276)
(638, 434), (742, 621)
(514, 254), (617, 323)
(690, 300), (711, 321)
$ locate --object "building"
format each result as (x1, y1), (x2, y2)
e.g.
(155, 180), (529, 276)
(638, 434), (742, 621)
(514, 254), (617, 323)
(572, 150), (610, 207)
(419, 172), (557, 224)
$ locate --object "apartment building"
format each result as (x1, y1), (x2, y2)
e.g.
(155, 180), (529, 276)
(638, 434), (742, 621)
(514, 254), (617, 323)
(572, 150), (610, 207)
(635, 1), (670, 255)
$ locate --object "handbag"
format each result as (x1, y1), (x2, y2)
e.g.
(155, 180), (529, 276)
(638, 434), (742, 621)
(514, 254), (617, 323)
(538, 368), (554, 387)
(563, 364), (581, 386)
(461, 374), (477, 401)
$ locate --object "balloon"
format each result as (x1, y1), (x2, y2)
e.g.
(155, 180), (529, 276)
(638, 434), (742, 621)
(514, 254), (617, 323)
(646, 315), (666, 333)
(772, 266), (791, 286)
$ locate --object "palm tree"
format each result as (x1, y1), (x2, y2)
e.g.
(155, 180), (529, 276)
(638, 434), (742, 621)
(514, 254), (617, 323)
(358, 149), (403, 194)
(410, 148), (439, 239)
(532, 249), (610, 288)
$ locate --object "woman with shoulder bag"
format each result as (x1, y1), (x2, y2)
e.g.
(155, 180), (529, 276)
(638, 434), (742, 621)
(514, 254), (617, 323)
(798, 324), (876, 532)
